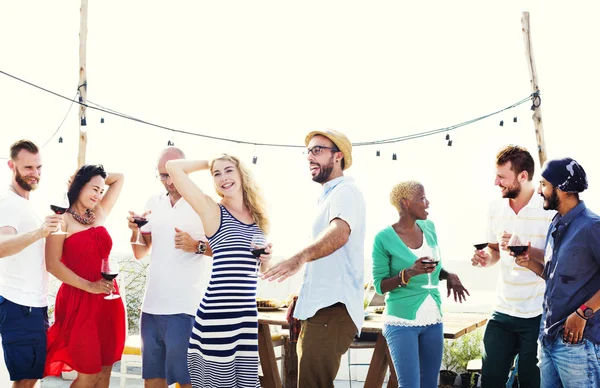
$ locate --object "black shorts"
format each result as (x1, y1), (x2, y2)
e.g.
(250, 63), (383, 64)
(0, 296), (48, 381)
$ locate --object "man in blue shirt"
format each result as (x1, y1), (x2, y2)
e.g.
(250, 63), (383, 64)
(515, 157), (600, 387)
(263, 129), (366, 387)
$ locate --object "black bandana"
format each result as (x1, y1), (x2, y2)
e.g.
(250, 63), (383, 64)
(541, 157), (588, 193)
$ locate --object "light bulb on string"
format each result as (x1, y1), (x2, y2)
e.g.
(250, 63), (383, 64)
(376, 150), (380, 157)
(447, 140), (453, 147)
(445, 133), (450, 141)
(513, 117), (517, 123)
(58, 137), (63, 144)
(499, 120), (504, 127)
(252, 156), (258, 164)
(392, 153), (397, 161)
(100, 117), (105, 124)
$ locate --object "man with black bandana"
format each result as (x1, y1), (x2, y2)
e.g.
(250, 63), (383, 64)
(515, 157), (600, 387)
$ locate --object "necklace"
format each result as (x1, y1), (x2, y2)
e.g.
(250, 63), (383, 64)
(67, 208), (96, 225)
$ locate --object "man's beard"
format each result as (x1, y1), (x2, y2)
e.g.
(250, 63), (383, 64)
(543, 188), (560, 210)
(15, 167), (39, 191)
(311, 158), (334, 184)
(502, 180), (521, 199)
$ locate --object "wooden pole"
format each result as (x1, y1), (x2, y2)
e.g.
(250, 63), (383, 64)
(521, 12), (547, 166)
(77, 0), (89, 168)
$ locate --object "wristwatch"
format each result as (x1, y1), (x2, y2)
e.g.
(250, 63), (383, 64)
(196, 241), (207, 255)
(579, 304), (594, 319)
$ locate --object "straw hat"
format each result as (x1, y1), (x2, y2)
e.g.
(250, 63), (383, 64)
(304, 129), (353, 170)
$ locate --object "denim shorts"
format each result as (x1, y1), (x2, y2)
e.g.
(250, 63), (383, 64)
(140, 312), (194, 385)
(0, 296), (48, 381)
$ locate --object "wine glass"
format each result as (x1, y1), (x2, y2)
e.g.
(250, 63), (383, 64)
(422, 244), (441, 289)
(249, 234), (267, 277)
(131, 214), (149, 246)
(473, 234), (489, 251)
(100, 257), (120, 300)
(49, 189), (69, 235)
(507, 232), (527, 277)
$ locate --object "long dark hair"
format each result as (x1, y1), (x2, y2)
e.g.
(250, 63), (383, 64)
(68, 164), (107, 206)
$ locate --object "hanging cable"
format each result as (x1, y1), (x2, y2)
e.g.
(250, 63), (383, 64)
(0, 69), (536, 148)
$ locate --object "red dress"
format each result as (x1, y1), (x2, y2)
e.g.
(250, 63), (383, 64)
(44, 226), (126, 376)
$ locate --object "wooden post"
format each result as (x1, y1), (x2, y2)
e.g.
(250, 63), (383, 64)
(77, 0), (89, 168)
(521, 12), (547, 166)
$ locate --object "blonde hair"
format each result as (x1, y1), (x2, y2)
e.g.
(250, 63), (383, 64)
(389, 180), (423, 213)
(210, 154), (270, 234)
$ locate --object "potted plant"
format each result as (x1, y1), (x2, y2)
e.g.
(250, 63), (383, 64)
(440, 329), (483, 387)
(454, 330), (483, 388)
(440, 339), (459, 386)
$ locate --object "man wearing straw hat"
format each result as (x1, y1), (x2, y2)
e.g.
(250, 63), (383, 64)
(515, 157), (600, 387)
(263, 129), (366, 387)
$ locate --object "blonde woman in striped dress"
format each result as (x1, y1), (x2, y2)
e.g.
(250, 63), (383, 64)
(166, 154), (271, 388)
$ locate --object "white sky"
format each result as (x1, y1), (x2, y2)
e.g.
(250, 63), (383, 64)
(1, 1), (600, 291)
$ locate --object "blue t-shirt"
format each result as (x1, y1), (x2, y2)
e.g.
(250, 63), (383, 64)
(541, 201), (600, 346)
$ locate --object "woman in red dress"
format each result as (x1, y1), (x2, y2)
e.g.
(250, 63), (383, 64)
(44, 164), (126, 387)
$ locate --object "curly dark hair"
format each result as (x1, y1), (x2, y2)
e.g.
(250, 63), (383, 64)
(68, 164), (107, 206)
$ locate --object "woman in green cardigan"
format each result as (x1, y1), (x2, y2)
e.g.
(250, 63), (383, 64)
(372, 181), (469, 388)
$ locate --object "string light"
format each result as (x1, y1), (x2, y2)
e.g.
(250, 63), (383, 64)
(499, 120), (504, 127)
(101, 117), (105, 124)
(392, 153), (397, 161)
(513, 117), (517, 123)
(447, 140), (453, 147)
(58, 137), (63, 143)
(445, 134), (450, 141)
(252, 156), (258, 164)
(0, 69), (537, 149)
(376, 150), (380, 157)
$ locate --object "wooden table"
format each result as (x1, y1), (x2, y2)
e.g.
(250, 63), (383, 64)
(258, 309), (488, 388)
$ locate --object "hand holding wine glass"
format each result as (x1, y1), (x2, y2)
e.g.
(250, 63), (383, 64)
(49, 188), (70, 235)
(100, 257), (120, 300)
(422, 245), (441, 289)
(507, 232), (528, 276)
(249, 234), (267, 277)
(128, 211), (150, 246)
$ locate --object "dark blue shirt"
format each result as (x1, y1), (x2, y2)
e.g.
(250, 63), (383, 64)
(541, 201), (600, 346)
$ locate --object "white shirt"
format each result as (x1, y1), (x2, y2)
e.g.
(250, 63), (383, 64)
(0, 190), (48, 307)
(486, 193), (555, 318)
(140, 193), (212, 316)
(294, 176), (367, 332)
(384, 245), (442, 326)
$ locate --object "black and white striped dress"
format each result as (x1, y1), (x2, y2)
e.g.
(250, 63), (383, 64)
(188, 204), (262, 388)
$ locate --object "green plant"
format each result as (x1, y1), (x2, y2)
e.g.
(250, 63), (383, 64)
(441, 329), (484, 373)
(117, 254), (149, 334)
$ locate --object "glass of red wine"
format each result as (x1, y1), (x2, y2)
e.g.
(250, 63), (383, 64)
(100, 257), (120, 300)
(249, 234), (267, 277)
(131, 215), (149, 246)
(507, 232), (527, 276)
(422, 245), (441, 289)
(50, 190), (69, 235)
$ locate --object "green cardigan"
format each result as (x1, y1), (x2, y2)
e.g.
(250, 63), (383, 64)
(371, 220), (442, 320)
